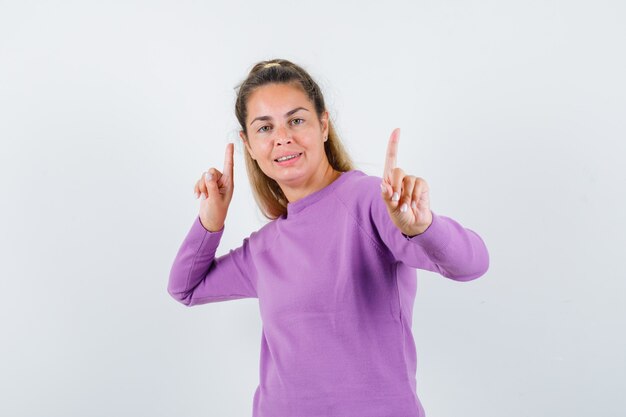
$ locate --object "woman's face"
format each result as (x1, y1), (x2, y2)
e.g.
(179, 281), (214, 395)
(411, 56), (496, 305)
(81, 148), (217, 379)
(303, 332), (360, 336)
(241, 82), (329, 192)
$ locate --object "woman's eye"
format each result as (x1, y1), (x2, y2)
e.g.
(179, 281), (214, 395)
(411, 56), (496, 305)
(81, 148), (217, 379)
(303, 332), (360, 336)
(258, 125), (270, 133)
(291, 118), (304, 125)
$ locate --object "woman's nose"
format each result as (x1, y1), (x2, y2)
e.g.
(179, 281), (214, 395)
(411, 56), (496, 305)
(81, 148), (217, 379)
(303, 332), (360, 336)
(274, 126), (292, 145)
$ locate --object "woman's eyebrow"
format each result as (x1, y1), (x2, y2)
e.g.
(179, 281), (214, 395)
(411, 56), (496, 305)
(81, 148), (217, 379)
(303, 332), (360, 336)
(249, 107), (309, 126)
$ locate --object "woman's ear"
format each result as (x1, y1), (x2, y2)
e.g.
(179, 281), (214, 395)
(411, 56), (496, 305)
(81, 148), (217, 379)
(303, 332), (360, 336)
(321, 111), (329, 141)
(240, 131), (256, 160)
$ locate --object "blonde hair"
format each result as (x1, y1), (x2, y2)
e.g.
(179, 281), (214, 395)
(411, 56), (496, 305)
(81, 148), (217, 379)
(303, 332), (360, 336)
(234, 59), (354, 220)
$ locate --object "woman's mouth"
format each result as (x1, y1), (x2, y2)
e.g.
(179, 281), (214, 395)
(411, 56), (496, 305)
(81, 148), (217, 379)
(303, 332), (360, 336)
(274, 152), (303, 165)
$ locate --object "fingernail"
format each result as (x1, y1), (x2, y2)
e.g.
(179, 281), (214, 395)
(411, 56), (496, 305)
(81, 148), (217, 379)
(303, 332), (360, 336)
(400, 203), (408, 213)
(411, 200), (417, 209)
(195, 191), (199, 199)
(391, 192), (400, 202)
(205, 172), (213, 181)
(380, 183), (386, 193)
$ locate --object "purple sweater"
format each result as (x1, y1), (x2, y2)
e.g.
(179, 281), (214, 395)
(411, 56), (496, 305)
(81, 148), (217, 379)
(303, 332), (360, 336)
(168, 169), (489, 417)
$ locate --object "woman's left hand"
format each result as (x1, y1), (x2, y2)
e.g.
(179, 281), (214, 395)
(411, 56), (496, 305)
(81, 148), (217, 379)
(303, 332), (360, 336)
(380, 128), (433, 237)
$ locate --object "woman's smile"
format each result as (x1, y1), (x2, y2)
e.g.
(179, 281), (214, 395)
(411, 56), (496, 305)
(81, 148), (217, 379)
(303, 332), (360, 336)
(274, 152), (303, 165)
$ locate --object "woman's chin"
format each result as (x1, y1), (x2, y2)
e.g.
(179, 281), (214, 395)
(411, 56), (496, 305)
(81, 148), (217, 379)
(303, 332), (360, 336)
(271, 169), (309, 188)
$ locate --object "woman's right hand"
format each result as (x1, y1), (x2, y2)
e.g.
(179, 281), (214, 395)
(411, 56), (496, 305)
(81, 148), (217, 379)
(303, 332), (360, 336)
(194, 143), (234, 232)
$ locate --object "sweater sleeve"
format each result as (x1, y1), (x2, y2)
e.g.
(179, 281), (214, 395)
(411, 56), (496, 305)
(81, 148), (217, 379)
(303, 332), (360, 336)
(167, 216), (258, 306)
(367, 178), (490, 282)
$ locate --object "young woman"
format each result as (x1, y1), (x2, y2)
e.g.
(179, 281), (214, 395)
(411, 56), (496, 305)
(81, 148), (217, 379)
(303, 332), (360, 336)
(168, 59), (490, 417)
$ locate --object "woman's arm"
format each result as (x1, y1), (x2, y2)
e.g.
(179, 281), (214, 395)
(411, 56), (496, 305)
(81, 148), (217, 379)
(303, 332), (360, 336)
(168, 216), (257, 306)
(370, 128), (489, 281)
(370, 191), (490, 282)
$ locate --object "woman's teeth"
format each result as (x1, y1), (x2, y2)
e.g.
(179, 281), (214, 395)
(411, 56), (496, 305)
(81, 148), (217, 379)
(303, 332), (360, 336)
(276, 153), (300, 162)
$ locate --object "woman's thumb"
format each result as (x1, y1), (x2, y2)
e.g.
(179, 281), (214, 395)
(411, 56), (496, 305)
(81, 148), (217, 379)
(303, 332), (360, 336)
(204, 171), (219, 197)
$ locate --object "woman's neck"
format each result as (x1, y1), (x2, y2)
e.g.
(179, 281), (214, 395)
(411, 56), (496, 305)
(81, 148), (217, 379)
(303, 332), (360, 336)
(280, 163), (342, 203)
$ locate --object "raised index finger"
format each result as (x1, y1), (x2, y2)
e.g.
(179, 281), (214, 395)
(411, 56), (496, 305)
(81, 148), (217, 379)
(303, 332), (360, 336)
(383, 128), (401, 180)
(222, 142), (234, 181)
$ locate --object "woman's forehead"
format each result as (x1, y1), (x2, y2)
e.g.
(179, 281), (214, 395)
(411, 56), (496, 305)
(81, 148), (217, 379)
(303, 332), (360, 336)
(247, 84), (313, 120)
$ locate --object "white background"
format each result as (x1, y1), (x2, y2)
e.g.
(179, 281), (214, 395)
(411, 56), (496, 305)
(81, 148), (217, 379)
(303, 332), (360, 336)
(1, 1), (624, 416)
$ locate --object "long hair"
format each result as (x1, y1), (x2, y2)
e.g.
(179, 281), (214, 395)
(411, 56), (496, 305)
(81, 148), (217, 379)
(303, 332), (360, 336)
(234, 59), (354, 220)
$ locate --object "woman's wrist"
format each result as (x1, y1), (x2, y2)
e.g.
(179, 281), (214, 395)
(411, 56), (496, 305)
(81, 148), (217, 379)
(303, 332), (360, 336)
(199, 217), (224, 233)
